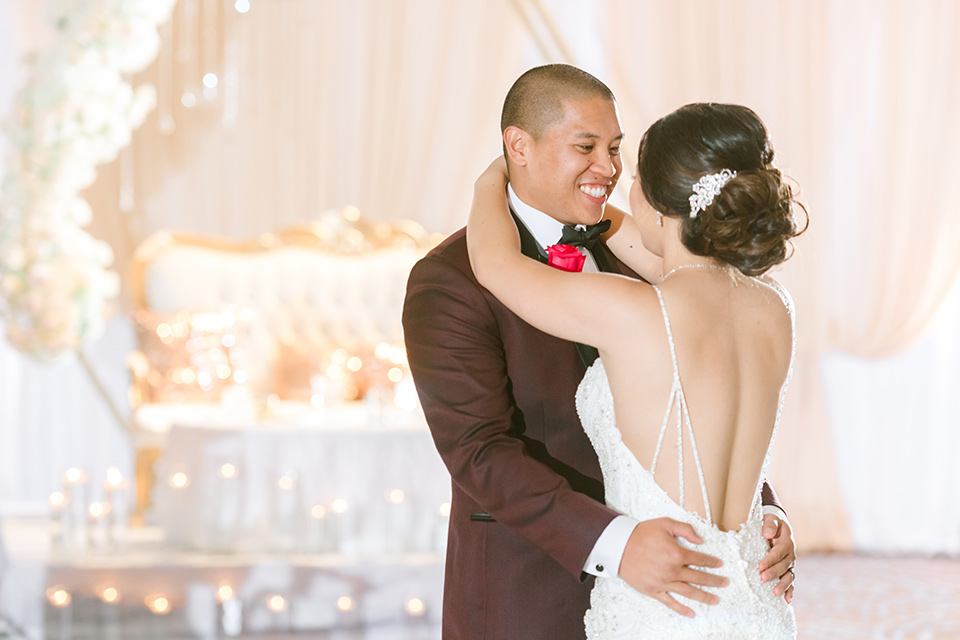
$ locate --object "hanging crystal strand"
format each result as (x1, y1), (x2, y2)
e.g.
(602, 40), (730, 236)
(178, 0), (200, 109)
(202, 0), (220, 101)
(221, 0), (240, 128)
(157, 16), (176, 135)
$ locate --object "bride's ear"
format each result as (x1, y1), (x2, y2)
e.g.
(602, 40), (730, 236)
(503, 126), (530, 167)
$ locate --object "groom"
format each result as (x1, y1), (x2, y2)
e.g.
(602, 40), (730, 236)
(403, 64), (795, 639)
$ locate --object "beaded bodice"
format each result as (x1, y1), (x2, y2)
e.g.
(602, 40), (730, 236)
(576, 276), (797, 639)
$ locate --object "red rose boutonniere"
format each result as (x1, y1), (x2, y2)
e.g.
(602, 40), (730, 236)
(546, 244), (586, 272)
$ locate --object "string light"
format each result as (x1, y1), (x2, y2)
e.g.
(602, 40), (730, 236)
(235, 0), (251, 14)
(336, 596), (354, 612)
(332, 498), (349, 514)
(388, 489), (405, 504)
(219, 463), (238, 479)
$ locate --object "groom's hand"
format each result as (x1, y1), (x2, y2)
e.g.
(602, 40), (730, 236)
(759, 514), (796, 603)
(618, 518), (727, 618)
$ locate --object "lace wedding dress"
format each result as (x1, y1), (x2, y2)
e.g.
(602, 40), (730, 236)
(578, 281), (797, 639)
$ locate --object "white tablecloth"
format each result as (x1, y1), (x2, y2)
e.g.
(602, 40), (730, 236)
(153, 408), (451, 555)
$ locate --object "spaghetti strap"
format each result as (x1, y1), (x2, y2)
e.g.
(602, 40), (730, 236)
(651, 285), (712, 523)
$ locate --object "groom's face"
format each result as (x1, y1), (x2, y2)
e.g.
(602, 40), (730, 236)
(521, 97), (623, 226)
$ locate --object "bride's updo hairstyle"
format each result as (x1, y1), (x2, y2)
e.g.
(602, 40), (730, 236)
(637, 103), (807, 276)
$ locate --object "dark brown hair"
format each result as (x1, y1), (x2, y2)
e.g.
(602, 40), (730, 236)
(638, 103), (807, 276)
(501, 64), (615, 139)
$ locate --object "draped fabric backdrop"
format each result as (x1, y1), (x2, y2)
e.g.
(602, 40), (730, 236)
(2, 0), (960, 554)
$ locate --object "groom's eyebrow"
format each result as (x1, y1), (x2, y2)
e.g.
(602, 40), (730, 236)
(575, 131), (624, 141)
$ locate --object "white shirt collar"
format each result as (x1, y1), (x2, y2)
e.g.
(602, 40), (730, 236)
(507, 183), (567, 248)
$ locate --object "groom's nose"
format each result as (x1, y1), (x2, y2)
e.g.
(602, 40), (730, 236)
(590, 153), (619, 179)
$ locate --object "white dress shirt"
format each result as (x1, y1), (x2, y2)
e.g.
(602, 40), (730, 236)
(506, 184), (788, 579)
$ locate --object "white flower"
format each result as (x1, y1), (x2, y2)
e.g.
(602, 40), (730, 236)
(0, 0), (172, 359)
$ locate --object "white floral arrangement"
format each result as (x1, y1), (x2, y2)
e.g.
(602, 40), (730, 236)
(0, 0), (177, 360)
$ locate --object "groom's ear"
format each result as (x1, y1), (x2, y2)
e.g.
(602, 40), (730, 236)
(503, 126), (530, 167)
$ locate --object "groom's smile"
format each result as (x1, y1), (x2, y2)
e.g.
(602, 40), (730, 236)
(510, 96), (624, 227)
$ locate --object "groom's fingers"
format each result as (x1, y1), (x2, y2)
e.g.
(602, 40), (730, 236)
(654, 592), (695, 618)
(759, 515), (796, 574)
(760, 541), (795, 586)
(667, 520), (704, 546)
(772, 565), (795, 598)
(679, 548), (724, 572)
(759, 545), (790, 580)
(669, 581), (719, 607)
(678, 566), (728, 590)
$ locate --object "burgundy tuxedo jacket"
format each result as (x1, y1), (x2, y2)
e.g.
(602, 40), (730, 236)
(403, 225), (619, 640)
(402, 224), (781, 639)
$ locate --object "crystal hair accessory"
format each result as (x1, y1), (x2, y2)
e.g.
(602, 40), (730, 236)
(689, 169), (737, 218)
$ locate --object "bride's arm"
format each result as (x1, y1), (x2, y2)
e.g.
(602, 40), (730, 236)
(602, 203), (664, 283)
(466, 159), (648, 351)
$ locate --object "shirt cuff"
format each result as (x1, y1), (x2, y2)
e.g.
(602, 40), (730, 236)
(762, 505), (788, 523)
(582, 515), (639, 578)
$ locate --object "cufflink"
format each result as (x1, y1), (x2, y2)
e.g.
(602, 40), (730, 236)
(596, 564), (604, 573)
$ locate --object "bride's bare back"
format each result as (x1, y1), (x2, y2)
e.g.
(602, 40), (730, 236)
(599, 269), (793, 533)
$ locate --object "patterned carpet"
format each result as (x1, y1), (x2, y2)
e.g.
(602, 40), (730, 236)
(793, 554), (960, 639)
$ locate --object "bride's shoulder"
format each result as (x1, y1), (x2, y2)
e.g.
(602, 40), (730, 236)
(753, 274), (795, 319)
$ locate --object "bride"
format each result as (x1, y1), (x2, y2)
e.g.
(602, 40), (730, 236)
(467, 102), (805, 638)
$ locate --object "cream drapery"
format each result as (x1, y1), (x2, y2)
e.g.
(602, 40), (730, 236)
(83, 0), (528, 304)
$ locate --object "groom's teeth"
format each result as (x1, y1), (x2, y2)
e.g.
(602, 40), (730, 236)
(580, 185), (606, 198)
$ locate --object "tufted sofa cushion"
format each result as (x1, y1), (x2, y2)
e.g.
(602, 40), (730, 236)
(128, 209), (437, 421)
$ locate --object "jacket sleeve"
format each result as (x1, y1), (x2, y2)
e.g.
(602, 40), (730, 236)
(402, 254), (617, 578)
(761, 480), (783, 513)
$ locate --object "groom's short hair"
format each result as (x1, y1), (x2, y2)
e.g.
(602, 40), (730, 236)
(501, 64), (615, 139)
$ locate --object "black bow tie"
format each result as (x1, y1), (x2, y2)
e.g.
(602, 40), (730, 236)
(558, 219), (611, 251)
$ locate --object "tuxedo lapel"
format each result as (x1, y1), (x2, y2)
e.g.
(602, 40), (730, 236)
(511, 209), (548, 263)
(509, 209), (611, 368)
(589, 241), (617, 274)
